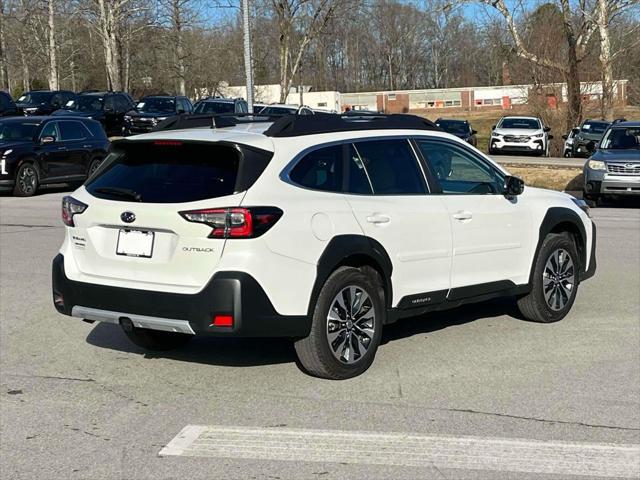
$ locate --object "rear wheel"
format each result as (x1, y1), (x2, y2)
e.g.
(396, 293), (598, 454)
(295, 266), (384, 380)
(122, 325), (192, 351)
(517, 233), (579, 323)
(13, 163), (38, 197)
(88, 157), (103, 177)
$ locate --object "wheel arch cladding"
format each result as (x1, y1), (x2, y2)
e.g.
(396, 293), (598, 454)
(308, 235), (393, 316)
(530, 207), (587, 284)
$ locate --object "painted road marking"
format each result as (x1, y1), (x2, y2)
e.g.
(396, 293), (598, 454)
(159, 425), (640, 478)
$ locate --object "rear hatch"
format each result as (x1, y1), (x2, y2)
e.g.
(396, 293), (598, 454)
(67, 139), (271, 292)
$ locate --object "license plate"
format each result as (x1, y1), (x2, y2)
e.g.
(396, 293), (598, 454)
(116, 229), (154, 258)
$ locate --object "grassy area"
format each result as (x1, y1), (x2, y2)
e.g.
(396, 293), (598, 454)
(503, 164), (583, 192)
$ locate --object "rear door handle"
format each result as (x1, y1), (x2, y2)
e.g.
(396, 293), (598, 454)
(56, 146), (67, 151)
(366, 214), (390, 224)
(453, 210), (473, 221)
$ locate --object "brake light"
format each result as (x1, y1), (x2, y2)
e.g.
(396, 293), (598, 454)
(179, 207), (282, 238)
(212, 315), (234, 327)
(62, 196), (88, 227)
(153, 140), (182, 146)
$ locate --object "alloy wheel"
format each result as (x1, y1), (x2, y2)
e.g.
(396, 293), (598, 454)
(18, 165), (36, 195)
(543, 248), (575, 311)
(326, 286), (376, 364)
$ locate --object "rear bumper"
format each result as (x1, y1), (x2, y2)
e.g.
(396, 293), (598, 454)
(52, 254), (310, 337)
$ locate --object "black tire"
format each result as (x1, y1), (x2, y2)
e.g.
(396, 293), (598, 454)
(87, 157), (103, 178)
(13, 162), (39, 197)
(517, 233), (580, 323)
(295, 266), (385, 380)
(122, 325), (192, 351)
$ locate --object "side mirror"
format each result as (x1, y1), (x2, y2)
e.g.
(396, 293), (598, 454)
(503, 175), (524, 196)
(491, 125), (496, 130)
(471, 129), (477, 135)
(41, 136), (55, 144)
(572, 128), (580, 135)
(562, 134), (568, 140)
(548, 134), (554, 140)
(176, 108), (185, 114)
(544, 126), (551, 132)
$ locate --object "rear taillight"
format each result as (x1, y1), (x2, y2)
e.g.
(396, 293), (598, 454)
(62, 196), (88, 227)
(179, 207), (282, 239)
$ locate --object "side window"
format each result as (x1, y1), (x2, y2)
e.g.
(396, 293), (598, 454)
(346, 144), (373, 194)
(40, 122), (59, 141)
(237, 101), (248, 113)
(51, 93), (63, 107)
(116, 96), (129, 112)
(104, 96), (116, 112)
(289, 145), (343, 192)
(0, 93), (9, 109)
(59, 121), (89, 141)
(353, 139), (427, 195)
(416, 139), (504, 195)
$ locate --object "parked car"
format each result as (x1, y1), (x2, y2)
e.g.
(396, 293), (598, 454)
(562, 128), (578, 157)
(193, 97), (248, 115)
(52, 113), (595, 379)
(572, 119), (611, 158)
(16, 90), (75, 116)
(52, 92), (134, 136)
(435, 118), (477, 146)
(123, 95), (193, 135)
(0, 91), (19, 117)
(583, 120), (640, 204)
(488, 116), (551, 156)
(0, 116), (110, 196)
(258, 104), (314, 115)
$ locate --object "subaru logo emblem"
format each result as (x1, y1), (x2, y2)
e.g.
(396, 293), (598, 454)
(121, 211), (136, 223)
(625, 163), (640, 169)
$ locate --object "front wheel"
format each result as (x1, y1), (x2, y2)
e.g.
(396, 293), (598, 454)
(295, 266), (384, 379)
(13, 163), (39, 197)
(517, 233), (580, 323)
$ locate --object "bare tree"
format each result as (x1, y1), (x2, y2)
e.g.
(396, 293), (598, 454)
(269, 0), (346, 103)
(0, 0), (9, 90)
(159, 0), (198, 96)
(592, 0), (640, 119)
(479, 0), (598, 128)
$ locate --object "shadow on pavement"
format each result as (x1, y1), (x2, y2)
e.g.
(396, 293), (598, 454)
(86, 297), (524, 368)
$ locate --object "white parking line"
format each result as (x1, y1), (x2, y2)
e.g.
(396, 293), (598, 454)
(159, 425), (640, 478)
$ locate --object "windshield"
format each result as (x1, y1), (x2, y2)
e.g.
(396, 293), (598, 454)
(136, 98), (176, 113)
(600, 127), (640, 149)
(17, 92), (53, 105)
(194, 102), (235, 114)
(581, 121), (609, 134)
(0, 122), (39, 142)
(436, 120), (470, 135)
(259, 106), (297, 115)
(499, 118), (541, 129)
(64, 96), (103, 112)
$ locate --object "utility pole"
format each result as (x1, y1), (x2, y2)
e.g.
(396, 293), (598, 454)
(242, 0), (254, 113)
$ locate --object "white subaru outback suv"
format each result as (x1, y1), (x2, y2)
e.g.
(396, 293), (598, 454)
(52, 114), (596, 379)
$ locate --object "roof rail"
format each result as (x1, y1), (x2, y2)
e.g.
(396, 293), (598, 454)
(151, 113), (285, 132)
(263, 113), (441, 137)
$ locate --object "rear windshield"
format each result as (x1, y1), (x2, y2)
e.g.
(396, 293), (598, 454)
(581, 121), (609, 134)
(86, 142), (240, 203)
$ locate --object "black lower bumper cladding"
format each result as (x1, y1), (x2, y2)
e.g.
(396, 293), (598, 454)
(52, 254), (310, 338)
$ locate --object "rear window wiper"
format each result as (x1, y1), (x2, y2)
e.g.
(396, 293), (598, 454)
(93, 187), (142, 202)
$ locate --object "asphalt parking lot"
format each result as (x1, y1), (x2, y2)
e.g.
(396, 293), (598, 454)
(1, 190), (639, 479)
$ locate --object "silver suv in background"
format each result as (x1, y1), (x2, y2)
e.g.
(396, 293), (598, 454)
(583, 120), (640, 204)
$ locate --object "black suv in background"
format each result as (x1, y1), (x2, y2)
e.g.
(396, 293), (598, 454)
(572, 119), (611, 157)
(0, 91), (19, 117)
(16, 90), (75, 116)
(52, 91), (134, 136)
(123, 95), (193, 135)
(193, 97), (248, 114)
(0, 116), (110, 196)
(435, 118), (478, 146)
